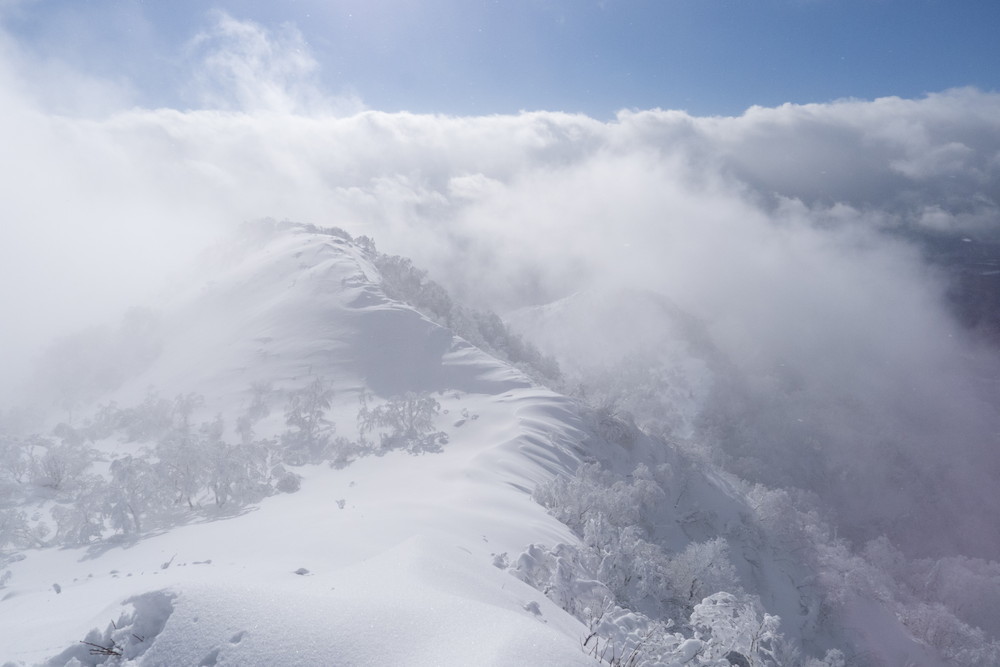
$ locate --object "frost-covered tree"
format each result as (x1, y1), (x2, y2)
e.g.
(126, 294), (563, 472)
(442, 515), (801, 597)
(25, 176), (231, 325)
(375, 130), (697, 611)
(172, 392), (205, 432)
(33, 440), (92, 491)
(897, 602), (1000, 666)
(282, 378), (335, 464)
(206, 437), (270, 508)
(0, 434), (33, 485)
(509, 542), (613, 620)
(106, 456), (160, 535)
(375, 254), (454, 321)
(155, 417), (211, 509)
(534, 463), (667, 541)
(690, 592), (783, 666)
(665, 538), (742, 614)
(118, 390), (174, 442)
(52, 476), (107, 545)
(586, 520), (674, 612)
(532, 462), (744, 618)
(236, 381), (274, 444)
(82, 401), (123, 440)
(358, 391), (446, 454)
(0, 509), (40, 550)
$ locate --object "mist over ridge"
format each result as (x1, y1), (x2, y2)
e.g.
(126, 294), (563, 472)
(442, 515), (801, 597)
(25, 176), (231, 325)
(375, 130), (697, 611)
(8, 217), (999, 664)
(2, 14), (999, 555)
(2, 14), (1000, 664)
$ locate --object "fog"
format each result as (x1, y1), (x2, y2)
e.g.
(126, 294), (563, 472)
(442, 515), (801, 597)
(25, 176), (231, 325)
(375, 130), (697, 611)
(2, 14), (999, 557)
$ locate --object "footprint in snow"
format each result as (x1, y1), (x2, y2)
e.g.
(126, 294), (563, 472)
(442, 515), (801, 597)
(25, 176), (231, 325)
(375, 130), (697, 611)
(198, 648), (220, 666)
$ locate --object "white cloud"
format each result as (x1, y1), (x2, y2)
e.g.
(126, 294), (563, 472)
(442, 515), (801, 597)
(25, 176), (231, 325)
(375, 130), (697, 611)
(2, 50), (998, 381)
(184, 11), (363, 115)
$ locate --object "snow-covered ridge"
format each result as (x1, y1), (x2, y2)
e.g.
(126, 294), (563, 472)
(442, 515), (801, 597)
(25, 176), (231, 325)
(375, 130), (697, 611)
(3, 223), (998, 666)
(0, 223), (598, 665)
(123, 223), (533, 404)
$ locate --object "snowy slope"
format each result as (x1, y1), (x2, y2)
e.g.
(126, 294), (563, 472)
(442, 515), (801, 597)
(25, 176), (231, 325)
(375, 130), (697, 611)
(2, 224), (975, 667)
(1, 225), (599, 665)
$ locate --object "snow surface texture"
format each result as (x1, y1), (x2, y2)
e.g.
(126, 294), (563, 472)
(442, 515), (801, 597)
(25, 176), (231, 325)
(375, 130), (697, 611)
(0, 226), (596, 665)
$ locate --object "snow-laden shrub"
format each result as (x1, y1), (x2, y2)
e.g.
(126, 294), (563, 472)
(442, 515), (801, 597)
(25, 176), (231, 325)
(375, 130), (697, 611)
(155, 422), (210, 509)
(534, 462), (742, 616)
(865, 536), (1000, 642)
(745, 484), (826, 556)
(534, 463), (667, 537)
(274, 469), (302, 494)
(0, 375), (450, 549)
(1, 382), (364, 547)
(117, 390), (174, 442)
(589, 400), (639, 448)
(373, 253), (454, 322)
(33, 441), (92, 491)
(357, 391), (447, 454)
(282, 378), (336, 465)
(205, 438), (271, 507)
(690, 592), (783, 666)
(235, 381), (274, 444)
(510, 542), (611, 619)
(0, 433), (34, 485)
(0, 509), (47, 550)
(51, 476), (107, 546)
(1, 379), (413, 548)
(510, 542), (686, 666)
(527, 461), (790, 664)
(81, 401), (122, 441)
(106, 455), (162, 535)
(665, 538), (741, 615)
(509, 542), (822, 666)
(897, 602), (1000, 666)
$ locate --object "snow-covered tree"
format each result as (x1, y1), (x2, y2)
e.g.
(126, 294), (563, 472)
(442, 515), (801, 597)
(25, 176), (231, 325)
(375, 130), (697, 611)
(106, 456), (160, 535)
(690, 592), (783, 667)
(0, 509), (40, 551)
(358, 391), (446, 454)
(0, 434), (33, 485)
(282, 378), (336, 464)
(206, 437), (270, 508)
(118, 390), (174, 442)
(236, 381), (274, 444)
(665, 539), (742, 615)
(52, 475), (107, 545)
(33, 440), (92, 491)
(155, 420), (209, 509)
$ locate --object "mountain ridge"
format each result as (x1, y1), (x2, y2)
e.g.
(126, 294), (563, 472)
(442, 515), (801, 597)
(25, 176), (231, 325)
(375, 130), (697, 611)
(1, 222), (994, 666)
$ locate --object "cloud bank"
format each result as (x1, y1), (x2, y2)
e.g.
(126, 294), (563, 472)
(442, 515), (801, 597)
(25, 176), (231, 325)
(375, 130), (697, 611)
(1, 13), (999, 556)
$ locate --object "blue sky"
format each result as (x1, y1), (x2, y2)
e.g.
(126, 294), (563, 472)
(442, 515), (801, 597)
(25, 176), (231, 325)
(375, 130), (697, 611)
(3, 0), (999, 117)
